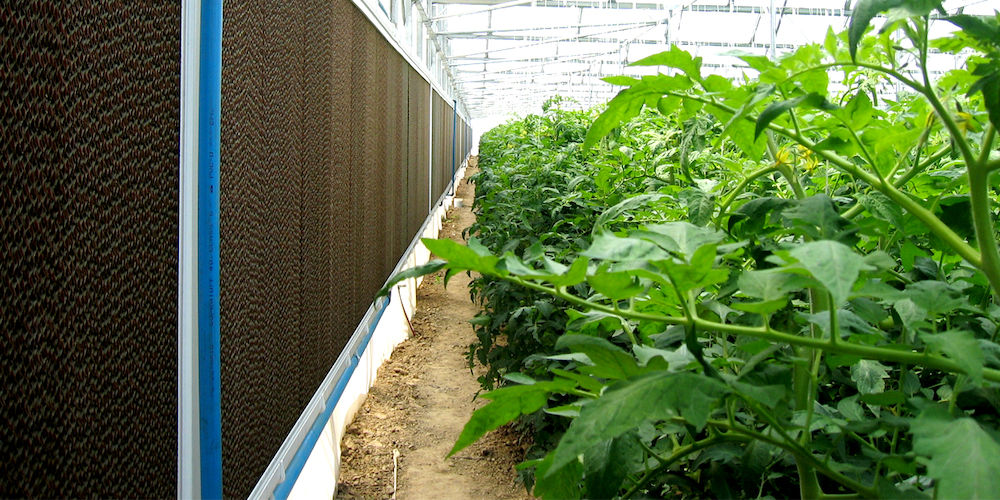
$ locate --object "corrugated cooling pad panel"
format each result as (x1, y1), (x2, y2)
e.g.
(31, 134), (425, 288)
(219, 0), (426, 495)
(1, 1), (180, 497)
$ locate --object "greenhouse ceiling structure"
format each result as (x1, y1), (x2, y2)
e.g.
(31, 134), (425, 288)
(415, 0), (995, 119)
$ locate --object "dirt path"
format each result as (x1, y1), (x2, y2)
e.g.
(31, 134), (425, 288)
(337, 164), (533, 500)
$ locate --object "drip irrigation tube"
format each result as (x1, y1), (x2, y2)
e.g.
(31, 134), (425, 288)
(197, 0), (223, 498)
(271, 296), (393, 500)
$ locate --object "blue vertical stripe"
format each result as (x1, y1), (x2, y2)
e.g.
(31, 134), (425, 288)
(198, 0), (223, 498)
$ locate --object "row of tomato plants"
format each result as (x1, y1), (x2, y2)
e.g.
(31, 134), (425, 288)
(384, 2), (999, 498)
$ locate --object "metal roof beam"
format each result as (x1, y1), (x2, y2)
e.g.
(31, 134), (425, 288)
(429, 0), (532, 21)
(449, 22), (661, 58)
(437, 20), (655, 36)
(431, 0), (664, 9)
(442, 29), (660, 42)
(430, 0), (853, 17)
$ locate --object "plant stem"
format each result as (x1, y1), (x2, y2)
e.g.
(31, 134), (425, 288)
(891, 145), (951, 188)
(765, 134), (808, 200)
(504, 276), (1000, 382)
(623, 435), (738, 498)
(716, 164), (779, 223)
(980, 124), (996, 161)
(674, 91), (981, 267)
(699, 419), (878, 498)
(966, 165), (1000, 298)
(788, 133), (982, 269)
(987, 158), (1000, 173)
(829, 299), (839, 345)
(842, 144), (950, 220)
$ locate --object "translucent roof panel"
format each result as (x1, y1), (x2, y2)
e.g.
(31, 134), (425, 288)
(426, 0), (995, 120)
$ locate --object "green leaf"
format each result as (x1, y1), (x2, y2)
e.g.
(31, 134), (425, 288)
(584, 90), (645, 149)
(734, 268), (810, 315)
(449, 384), (552, 456)
(851, 359), (889, 394)
(921, 330), (984, 382)
(728, 379), (788, 408)
(888, 280), (971, 319)
(893, 298), (930, 331)
(738, 54), (779, 74)
(656, 95), (682, 116)
(549, 256), (590, 287)
(728, 196), (792, 236)
(837, 395), (865, 421)
(498, 253), (537, 276)
(582, 233), (669, 262)
(583, 434), (642, 498)
(824, 26), (840, 58)
(848, 0), (944, 60)
(858, 390), (906, 406)
(838, 91), (876, 130)
(503, 372), (536, 385)
(566, 310), (623, 334)
(633, 344), (696, 372)
(724, 115), (769, 160)
(944, 15), (1000, 46)
(679, 188), (715, 227)
(738, 268), (810, 302)
(912, 407), (1000, 500)
(755, 93), (836, 139)
(551, 368), (604, 394)
(656, 258), (729, 294)
(718, 84), (775, 143)
(630, 45), (703, 81)
(602, 75), (641, 86)
(730, 298), (789, 315)
(467, 236), (492, 256)
(848, 0), (904, 61)
(593, 194), (668, 234)
(702, 74), (732, 92)
(858, 192), (905, 229)
(969, 67), (1000, 131)
(788, 240), (870, 305)
(587, 269), (643, 300)
(423, 238), (499, 274)
(549, 372), (730, 473)
(637, 221), (726, 259)
(782, 194), (853, 242)
(556, 335), (642, 380)
(532, 450), (584, 499)
(376, 260), (446, 297)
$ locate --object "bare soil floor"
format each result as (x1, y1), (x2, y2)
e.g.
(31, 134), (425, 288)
(337, 163), (534, 500)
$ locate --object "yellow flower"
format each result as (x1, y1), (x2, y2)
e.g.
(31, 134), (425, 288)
(775, 145), (795, 167)
(798, 145), (819, 172)
(774, 144), (819, 171)
(956, 111), (980, 135)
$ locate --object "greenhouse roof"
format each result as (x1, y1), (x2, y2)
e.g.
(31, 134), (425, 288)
(421, 0), (995, 120)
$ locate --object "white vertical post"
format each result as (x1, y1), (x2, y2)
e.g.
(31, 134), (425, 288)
(769, 0), (777, 58)
(177, 0), (202, 498)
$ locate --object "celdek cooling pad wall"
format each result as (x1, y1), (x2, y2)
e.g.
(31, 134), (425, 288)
(219, 0), (446, 496)
(431, 91), (461, 202)
(1, 2), (180, 497)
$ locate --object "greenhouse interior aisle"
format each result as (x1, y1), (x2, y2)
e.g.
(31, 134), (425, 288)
(6, 1), (1000, 498)
(336, 162), (533, 500)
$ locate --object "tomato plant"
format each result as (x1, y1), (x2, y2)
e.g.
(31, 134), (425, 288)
(382, 2), (1000, 498)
